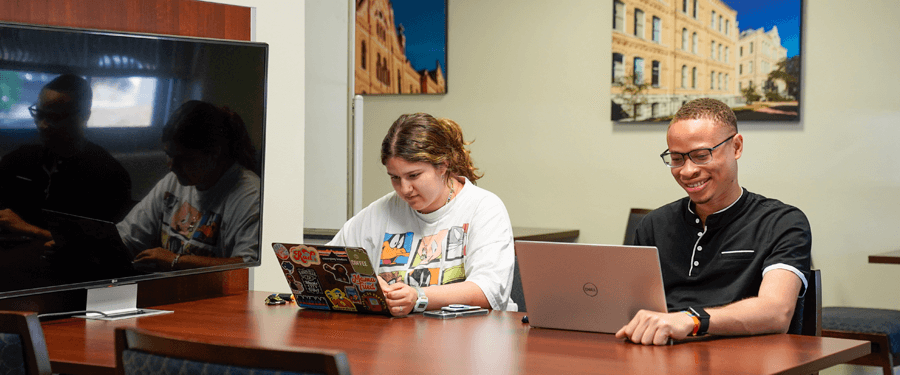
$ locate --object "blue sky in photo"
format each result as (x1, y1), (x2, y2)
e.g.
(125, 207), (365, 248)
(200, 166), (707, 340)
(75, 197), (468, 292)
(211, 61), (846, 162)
(724, 0), (802, 57)
(388, 0), (447, 74)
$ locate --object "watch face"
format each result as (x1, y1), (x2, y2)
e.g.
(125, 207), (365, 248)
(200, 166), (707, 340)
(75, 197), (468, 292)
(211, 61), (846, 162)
(414, 299), (428, 312)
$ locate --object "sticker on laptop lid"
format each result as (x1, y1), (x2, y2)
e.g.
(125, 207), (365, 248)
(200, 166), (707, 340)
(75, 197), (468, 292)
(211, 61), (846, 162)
(274, 243), (290, 260)
(325, 288), (357, 312)
(290, 245), (321, 267)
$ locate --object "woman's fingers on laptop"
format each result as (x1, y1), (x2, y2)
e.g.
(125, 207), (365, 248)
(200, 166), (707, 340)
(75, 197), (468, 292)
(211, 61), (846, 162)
(376, 279), (416, 316)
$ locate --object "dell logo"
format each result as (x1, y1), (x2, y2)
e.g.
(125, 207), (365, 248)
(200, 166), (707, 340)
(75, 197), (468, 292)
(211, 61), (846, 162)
(583, 283), (598, 297)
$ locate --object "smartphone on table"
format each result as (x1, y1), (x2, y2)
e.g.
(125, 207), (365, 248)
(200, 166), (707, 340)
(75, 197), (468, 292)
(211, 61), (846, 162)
(424, 304), (489, 319)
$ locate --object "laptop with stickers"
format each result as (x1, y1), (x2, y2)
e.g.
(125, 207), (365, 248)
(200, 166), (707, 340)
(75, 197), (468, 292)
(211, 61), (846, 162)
(271, 242), (391, 316)
(515, 240), (668, 334)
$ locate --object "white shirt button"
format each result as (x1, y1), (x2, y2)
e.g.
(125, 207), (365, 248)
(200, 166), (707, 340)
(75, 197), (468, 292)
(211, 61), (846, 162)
(693, 261), (700, 266)
(697, 246), (703, 251)
(695, 218), (700, 224)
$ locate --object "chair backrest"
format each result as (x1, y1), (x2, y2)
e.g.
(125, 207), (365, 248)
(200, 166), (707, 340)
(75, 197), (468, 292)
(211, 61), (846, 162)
(114, 327), (352, 375)
(799, 269), (822, 336)
(0, 311), (52, 375)
(510, 255), (526, 312)
(624, 208), (652, 245)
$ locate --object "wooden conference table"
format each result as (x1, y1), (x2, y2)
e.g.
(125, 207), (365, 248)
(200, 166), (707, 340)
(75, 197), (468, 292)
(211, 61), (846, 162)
(42, 291), (869, 375)
(868, 249), (900, 264)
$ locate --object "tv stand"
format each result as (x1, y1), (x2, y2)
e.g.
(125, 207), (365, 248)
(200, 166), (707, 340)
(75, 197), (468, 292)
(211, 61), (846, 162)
(74, 284), (171, 321)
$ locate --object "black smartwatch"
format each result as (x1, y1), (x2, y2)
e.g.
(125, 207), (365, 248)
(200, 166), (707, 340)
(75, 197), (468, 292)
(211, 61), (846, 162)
(688, 306), (710, 336)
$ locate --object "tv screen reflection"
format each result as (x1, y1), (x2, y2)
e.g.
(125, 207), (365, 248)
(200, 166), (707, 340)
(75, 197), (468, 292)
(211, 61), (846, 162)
(0, 23), (266, 297)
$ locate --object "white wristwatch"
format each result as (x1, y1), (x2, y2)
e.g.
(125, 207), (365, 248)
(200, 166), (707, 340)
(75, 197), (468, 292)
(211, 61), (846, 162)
(412, 286), (429, 313)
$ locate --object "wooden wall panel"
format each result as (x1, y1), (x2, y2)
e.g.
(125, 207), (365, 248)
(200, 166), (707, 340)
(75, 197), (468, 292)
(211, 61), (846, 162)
(0, 0), (250, 41)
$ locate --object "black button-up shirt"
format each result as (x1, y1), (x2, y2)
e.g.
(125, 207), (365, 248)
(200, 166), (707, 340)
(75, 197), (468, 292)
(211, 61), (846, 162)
(633, 188), (811, 314)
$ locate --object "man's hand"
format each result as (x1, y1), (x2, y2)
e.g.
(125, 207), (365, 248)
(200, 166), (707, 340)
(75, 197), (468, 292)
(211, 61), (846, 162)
(615, 309), (695, 345)
(0, 208), (51, 239)
(377, 276), (417, 317)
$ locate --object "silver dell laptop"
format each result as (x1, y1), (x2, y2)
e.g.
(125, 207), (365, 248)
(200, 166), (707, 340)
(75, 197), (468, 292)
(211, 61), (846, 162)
(515, 241), (667, 333)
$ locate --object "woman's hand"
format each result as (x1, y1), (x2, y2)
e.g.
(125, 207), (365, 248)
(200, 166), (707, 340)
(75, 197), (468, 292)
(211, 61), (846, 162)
(378, 276), (418, 316)
(133, 247), (177, 270)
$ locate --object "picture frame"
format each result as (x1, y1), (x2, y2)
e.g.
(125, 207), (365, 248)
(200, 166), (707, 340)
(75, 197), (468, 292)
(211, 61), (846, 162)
(354, 0), (447, 95)
(611, 0), (803, 123)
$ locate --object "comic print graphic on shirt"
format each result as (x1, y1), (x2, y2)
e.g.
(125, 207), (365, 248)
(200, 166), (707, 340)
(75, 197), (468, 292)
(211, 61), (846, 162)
(411, 230), (447, 267)
(192, 212), (222, 244)
(381, 232), (413, 266)
(441, 264), (466, 284)
(408, 268), (439, 287)
(445, 224), (468, 261)
(158, 192), (225, 257)
(378, 225), (469, 288)
(380, 270), (407, 285)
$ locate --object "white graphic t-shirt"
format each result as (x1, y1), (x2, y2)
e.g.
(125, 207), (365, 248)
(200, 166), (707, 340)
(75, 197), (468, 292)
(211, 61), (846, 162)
(328, 178), (515, 310)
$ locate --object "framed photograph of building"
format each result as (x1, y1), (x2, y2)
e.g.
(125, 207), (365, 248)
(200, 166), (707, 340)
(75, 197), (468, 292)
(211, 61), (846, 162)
(611, 0), (803, 122)
(355, 0), (447, 95)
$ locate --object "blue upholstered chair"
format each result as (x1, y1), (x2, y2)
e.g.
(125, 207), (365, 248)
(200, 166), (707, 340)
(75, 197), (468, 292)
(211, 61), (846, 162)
(114, 327), (352, 375)
(822, 307), (900, 375)
(0, 311), (52, 375)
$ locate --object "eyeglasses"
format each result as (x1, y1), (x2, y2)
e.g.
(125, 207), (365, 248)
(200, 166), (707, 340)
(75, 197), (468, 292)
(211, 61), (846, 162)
(660, 134), (736, 168)
(28, 105), (75, 125)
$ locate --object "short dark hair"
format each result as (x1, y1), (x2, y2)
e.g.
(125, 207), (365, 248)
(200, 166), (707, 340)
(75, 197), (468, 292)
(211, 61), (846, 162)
(671, 98), (738, 133)
(43, 74), (92, 115)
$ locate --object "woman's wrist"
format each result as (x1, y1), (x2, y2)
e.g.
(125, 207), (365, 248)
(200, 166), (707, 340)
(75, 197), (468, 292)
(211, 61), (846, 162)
(171, 254), (182, 270)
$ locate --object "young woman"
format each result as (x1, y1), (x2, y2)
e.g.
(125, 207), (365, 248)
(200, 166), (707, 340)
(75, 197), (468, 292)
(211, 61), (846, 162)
(328, 113), (515, 316)
(117, 100), (260, 271)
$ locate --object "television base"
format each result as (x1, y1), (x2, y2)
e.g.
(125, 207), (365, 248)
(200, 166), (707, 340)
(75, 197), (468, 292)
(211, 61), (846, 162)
(73, 283), (173, 321)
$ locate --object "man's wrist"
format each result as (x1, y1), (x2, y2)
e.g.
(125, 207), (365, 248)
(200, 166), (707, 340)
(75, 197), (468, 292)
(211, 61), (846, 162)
(682, 310), (701, 335)
(687, 307), (710, 336)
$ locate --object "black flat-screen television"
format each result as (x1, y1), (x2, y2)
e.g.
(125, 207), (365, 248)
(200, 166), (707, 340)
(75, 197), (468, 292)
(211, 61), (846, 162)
(0, 22), (267, 316)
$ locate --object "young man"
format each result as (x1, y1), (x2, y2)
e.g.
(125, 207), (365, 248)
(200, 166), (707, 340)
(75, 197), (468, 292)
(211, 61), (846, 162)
(616, 98), (811, 345)
(0, 74), (132, 239)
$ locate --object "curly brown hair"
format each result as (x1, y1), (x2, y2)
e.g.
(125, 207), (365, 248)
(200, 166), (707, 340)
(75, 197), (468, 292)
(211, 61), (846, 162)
(381, 113), (482, 184)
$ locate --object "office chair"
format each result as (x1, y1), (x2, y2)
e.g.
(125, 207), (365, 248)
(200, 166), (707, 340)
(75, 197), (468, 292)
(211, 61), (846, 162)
(623, 208), (652, 245)
(510, 255), (526, 312)
(115, 327), (352, 375)
(798, 269), (822, 337)
(821, 307), (900, 375)
(0, 311), (52, 375)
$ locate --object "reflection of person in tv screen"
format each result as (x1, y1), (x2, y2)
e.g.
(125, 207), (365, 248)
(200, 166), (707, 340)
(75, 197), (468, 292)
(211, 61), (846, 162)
(116, 100), (260, 271)
(0, 74), (132, 240)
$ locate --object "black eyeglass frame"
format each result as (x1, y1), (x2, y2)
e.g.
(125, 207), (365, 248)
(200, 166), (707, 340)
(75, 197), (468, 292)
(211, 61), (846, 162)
(27, 104), (81, 125)
(660, 134), (737, 168)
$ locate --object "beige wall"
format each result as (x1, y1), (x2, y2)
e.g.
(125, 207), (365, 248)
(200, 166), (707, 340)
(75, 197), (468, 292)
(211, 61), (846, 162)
(206, 0), (305, 294)
(360, 0), (900, 349)
(210, 0), (900, 373)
